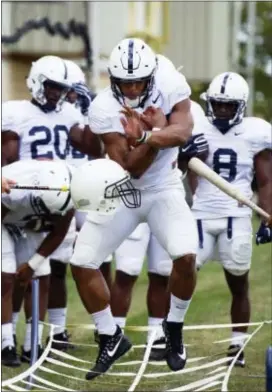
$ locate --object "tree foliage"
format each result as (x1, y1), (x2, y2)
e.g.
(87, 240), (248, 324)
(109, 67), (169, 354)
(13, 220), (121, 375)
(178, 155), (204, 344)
(239, 2), (271, 120)
(126, 5), (272, 121)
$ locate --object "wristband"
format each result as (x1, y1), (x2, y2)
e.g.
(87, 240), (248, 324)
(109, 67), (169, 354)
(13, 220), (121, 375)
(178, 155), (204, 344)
(28, 253), (45, 271)
(136, 131), (152, 144)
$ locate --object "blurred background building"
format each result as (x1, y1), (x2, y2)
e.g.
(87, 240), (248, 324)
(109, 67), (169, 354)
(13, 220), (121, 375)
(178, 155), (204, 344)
(2, 1), (271, 120)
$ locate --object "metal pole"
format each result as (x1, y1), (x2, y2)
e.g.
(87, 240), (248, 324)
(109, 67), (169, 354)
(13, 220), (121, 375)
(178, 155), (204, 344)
(246, 1), (256, 116)
(27, 279), (40, 390)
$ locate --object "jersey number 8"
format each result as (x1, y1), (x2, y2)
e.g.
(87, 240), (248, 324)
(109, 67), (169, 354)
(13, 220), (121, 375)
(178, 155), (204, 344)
(213, 148), (237, 182)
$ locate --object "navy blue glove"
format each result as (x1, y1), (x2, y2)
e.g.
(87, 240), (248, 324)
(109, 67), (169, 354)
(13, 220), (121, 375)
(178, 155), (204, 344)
(72, 82), (93, 115)
(256, 222), (272, 245)
(179, 133), (208, 160)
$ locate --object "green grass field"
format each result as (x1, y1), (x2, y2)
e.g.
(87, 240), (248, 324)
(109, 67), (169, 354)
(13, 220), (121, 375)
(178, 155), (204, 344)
(2, 218), (272, 391)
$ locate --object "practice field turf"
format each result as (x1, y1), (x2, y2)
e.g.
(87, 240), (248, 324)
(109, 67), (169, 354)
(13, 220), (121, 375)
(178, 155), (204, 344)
(2, 217), (271, 391)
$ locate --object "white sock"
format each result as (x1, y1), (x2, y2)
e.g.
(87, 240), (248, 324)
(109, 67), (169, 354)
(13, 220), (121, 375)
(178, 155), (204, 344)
(92, 306), (117, 336)
(12, 312), (20, 336)
(2, 323), (14, 349)
(147, 317), (164, 342)
(23, 322), (32, 351)
(231, 331), (247, 347)
(48, 308), (67, 335)
(167, 294), (192, 323)
(39, 323), (44, 346)
(114, 317), (126, 329)
(23, 322), (44, 351)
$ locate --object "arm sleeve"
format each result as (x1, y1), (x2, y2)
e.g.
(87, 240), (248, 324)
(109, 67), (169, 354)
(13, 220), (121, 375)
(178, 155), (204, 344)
(2, 101), (22, 136)
(88, 105), (124, 135)
(168, 72), (191, 110)
(250, 118), (272, 155)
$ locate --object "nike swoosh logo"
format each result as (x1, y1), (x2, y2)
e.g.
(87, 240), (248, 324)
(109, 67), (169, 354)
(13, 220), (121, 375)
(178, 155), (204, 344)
(178, 347), (186, 361)
(234, 132), (243, 136)
(181, 145), (191, 152)
(152, 94), (160, 104)
(107, 337), (123, 357)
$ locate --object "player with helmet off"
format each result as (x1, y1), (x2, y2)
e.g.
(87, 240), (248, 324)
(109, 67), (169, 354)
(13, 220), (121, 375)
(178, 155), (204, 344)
(1, 160), (74, 367)
(69, 38), (198, 379)
(189, 72), (272, 367)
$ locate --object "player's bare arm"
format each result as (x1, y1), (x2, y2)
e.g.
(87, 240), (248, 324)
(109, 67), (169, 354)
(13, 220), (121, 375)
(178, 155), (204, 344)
(102, 132), (158, 178)
(17, 208), (75, 284)
(122, 100), (193, 148)
(254, 149), (272, 216)
(1, 131), (20, 165)
(69, 124), (103, 158)
(149, 100), (193, 148)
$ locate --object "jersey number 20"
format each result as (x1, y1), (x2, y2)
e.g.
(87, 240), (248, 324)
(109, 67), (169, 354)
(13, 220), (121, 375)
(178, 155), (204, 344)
(29, 125), (69, 159)
(213, 148), (237, 182)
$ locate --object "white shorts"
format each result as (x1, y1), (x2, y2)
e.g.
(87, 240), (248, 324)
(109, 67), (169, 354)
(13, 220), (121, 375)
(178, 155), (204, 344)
(115, 223), (172, 276)
(49, 218), (76, 263)
(71, 186), (198, 269)
(74, 212), (112, 263)
(2, 225), (50, 277)
(75, 211), (87, 231)
(195, 217), (252, 276)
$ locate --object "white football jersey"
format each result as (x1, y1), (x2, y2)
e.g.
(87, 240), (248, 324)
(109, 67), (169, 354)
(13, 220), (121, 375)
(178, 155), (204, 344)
(190, 101), (205, 123)
(2, 100), (82, 161)
(65, 105), (92, 167)
(2, 160), (72, 228)
(192, 117), (272, 219)
(88, 57), (191, 190)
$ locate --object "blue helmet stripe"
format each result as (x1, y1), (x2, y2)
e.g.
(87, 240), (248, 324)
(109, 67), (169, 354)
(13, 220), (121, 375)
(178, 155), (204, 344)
(220, 73), (230, 93)
(63, 60), (68, 80)
(128, 39), (134, 74)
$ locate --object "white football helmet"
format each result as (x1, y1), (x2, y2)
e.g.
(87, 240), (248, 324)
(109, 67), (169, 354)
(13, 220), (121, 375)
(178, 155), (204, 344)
(64, 59), (86, 85)
(108, 38), (158, 108)
(26, 55), (70, 112)
(31, 161), (73, 215)
(201, 72), (249, 132)
(70, 159), (141, 217)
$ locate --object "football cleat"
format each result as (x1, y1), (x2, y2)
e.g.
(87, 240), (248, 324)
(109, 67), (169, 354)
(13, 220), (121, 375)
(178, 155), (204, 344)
(2, 346), (21, 367)
(227, 344), (245, 367)
(46, 330), (75, 351)
(86, 325), (132, 380)
(149, 337), (166, 361)
(163, 319), (187, 371)
(21, 345), (44, 363)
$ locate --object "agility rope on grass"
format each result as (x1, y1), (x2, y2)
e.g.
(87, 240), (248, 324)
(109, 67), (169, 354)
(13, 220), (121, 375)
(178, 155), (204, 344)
(2, 321), (271, 392)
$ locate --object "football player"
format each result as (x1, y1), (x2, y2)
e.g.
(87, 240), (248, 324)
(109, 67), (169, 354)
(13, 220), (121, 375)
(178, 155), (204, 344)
(46, 59), (93, 351)
(2, 55), (102, 166)
(110, 95), (207, 361)
(70, 38), (198, 378)
(1, 56), (102, 353)
(190, 72), (272, 366)
(1, 160), (74, 366)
